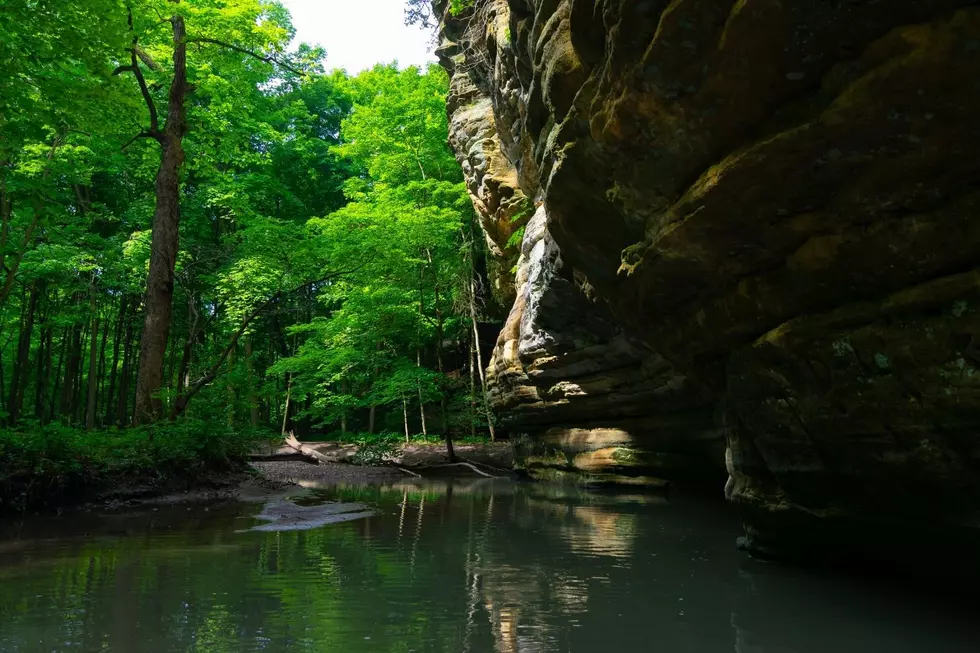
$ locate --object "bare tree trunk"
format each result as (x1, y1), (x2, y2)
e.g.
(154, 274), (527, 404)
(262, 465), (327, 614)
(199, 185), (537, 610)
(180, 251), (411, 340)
(340, 377), (349, 436)
(35, 320), (52, 423)
(281, 373), (292, 437)
(245, 336), (259, 427)
(416, 350), (428, 436)
(118, 301), (136, 427)
(105, 295), (126, 425)
(96, 296), (110, 427)
(135, 13), (189, 424)
(85, 285), (100, 430)
(469, 335), (476, 439)
(60, 310), (83, 421)
(402, 395), (410, 443)
(226, 342), (236, 426)
(51, 327), (66, 423)
(72, 322), (88, 424)
(464, 224), (496, 442)
(426, 248), (455, 462)
(368, 340), (380, 435)
(6, 282), (40, 424)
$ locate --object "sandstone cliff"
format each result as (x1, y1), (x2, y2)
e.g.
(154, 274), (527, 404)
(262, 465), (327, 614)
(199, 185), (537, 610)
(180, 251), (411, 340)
(436, 0), (980, 566)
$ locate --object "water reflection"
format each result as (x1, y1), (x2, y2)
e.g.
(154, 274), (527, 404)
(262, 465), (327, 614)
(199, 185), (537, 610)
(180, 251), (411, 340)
(0, 480), (978, 652)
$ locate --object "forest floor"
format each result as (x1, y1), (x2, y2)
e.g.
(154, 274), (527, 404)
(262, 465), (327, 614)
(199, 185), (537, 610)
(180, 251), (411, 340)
(76, 441), (514, 512)
(3, 440), (515, 516)
(251, 441), (515, 487)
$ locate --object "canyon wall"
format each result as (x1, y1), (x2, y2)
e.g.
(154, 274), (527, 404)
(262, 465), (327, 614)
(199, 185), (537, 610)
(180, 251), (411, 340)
(436, 0), (980, 565)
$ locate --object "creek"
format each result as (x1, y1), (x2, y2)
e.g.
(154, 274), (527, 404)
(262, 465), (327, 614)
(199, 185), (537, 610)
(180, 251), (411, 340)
(1, 481), (978, 652)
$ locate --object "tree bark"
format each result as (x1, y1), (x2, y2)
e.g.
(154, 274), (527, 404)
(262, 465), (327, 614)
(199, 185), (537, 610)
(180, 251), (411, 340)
(6, 282), (40, 424)
(60, 304), (83, 421)
(402, 396), (410, 443)
(134, 12), (189, 424)
(245, 336), (259, 427)
(464, 225), (496, 441)
(426, 248), (455, 462)
(226, 342), (236, 425)
(105, 295), (127, 425)
(35, 319), (52, 423)
(118, 299), (136, 427)
(96, 296), (110, 427)
(85, 285), (100, 430)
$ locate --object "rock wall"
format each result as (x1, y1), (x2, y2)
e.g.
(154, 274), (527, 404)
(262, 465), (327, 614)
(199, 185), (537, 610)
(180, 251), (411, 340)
(436, 0), (980, 564)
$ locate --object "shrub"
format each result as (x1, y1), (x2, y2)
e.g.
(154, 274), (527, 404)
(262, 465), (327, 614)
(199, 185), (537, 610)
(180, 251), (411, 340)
(0, 419), (270, 512)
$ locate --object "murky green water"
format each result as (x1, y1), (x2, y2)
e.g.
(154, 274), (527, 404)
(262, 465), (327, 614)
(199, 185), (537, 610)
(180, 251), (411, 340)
(1, 480), (978, 652)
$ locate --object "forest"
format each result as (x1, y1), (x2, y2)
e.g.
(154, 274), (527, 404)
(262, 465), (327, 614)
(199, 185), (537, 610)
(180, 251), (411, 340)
(0, 0), (497, 508)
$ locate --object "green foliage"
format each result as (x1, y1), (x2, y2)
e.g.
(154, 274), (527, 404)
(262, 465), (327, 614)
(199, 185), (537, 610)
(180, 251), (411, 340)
(349, 436), (403, 466)
(0, 1), (495, 507)
(0, 419), (269, 512)
(450, 0), (476, 16)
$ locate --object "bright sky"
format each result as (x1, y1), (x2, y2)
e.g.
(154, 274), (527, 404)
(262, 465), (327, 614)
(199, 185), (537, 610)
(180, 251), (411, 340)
(279, 0), (437, 74)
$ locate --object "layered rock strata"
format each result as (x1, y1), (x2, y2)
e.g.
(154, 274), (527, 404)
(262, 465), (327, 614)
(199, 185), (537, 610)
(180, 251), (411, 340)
(436, 0), (980, 564)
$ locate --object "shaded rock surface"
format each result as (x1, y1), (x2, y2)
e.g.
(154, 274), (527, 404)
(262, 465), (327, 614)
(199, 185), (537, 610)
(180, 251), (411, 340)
(436, 0), (980, 563)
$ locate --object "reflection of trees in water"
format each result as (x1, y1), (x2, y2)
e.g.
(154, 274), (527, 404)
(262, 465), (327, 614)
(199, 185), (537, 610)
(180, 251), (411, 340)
(0, 482), (643, 653)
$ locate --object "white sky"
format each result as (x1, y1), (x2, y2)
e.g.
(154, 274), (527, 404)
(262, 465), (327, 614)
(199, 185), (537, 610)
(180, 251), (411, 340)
(279, 0), (437, 74)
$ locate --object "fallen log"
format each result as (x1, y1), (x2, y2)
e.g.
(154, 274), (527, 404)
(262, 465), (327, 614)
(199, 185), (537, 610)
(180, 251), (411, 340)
(284, 433), (332, 465)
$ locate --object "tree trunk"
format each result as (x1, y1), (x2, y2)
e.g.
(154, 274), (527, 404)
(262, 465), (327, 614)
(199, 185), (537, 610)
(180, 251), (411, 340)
(469, 335), (476, 439)
(340, 377), (349, 436)
(51, 327), (67, 423)
(60, 313), (83, 421)
(6, 282), (40, 424)
(35, 321), (52, 423)
(85, 286), (100, 430)
(96, 296), (110, 427)
(72, 322), (88, 424)
(105, 295), (127, 425)
(402, 396), (410, 443)
(464, 224), (496, 442)
(426, 249), (455, 462)
(416, 350), (428, 436)
(118, 300), (136, 427)
(226, 342), (236, 426)
(245, 336), (259, 427)
(134, 13), (189, 424)
(281, 373), (292, 437)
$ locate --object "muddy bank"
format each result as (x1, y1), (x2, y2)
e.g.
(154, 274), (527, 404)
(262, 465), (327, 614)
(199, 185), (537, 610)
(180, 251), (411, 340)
(4, 442), (515, 516)
(254, 440), (514, 469)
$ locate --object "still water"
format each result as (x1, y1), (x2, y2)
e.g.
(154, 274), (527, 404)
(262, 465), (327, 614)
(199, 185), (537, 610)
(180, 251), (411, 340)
(1, 480), (978, 652)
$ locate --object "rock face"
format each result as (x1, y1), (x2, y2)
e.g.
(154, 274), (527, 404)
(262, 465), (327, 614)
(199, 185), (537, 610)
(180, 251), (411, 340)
(436, 0), (980, 565)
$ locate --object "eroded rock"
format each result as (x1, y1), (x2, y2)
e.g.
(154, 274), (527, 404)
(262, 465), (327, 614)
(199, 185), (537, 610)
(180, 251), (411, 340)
(437, 0), (980, 565)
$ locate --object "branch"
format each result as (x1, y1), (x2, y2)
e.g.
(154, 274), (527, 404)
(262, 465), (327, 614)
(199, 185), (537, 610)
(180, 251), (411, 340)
(120, 9), (160, 136)
(133, 45), (163, 71)
(170, 267), (361, 418)
(120, 130), (157, 151)
(187, 37), (306, 76)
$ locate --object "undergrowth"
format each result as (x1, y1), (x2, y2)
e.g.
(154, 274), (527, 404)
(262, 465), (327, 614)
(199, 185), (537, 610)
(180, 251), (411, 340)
(0, 419), (272, 513)
(329, 431), (492, 447)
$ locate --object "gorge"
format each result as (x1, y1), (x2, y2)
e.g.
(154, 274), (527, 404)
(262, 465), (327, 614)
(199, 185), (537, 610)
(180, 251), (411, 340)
(433, 0), (980, 573)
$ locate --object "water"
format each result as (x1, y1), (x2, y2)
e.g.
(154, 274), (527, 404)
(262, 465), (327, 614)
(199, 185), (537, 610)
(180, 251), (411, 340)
(1, 480), (978, 652)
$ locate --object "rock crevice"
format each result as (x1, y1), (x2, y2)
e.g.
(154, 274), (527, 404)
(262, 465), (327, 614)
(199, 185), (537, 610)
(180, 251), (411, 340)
(436, 0), (980, 565)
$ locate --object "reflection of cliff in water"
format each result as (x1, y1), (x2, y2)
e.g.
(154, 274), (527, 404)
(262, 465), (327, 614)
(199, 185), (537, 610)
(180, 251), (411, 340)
(2, 480), (978, 653)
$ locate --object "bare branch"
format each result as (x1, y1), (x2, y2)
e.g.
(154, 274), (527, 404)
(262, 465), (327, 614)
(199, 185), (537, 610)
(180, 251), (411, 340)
(170, 267), (362, 418)
(117, 9), (162, 136)
(187, 37), (306, 76)
(120, 130), (157, 151)
(133, 45), (163, 71)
